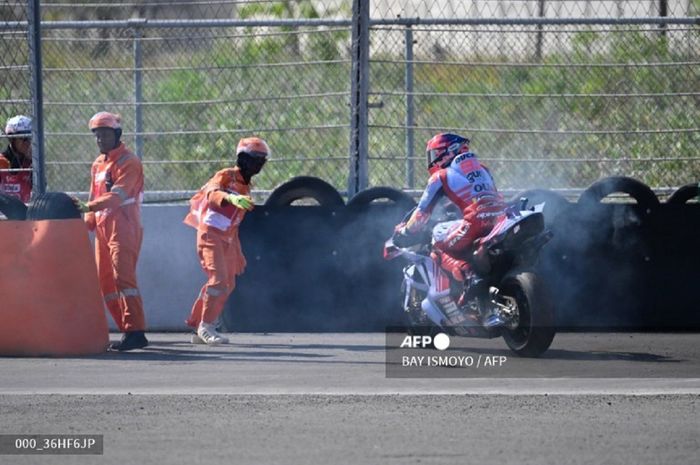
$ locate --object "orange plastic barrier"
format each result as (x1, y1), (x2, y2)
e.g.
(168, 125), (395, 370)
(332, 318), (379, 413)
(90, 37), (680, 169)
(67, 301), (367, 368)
(0, 219), (109, 356)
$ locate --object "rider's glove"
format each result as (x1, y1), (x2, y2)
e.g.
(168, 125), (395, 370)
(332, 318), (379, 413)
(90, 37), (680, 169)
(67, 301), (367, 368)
(72, 197), (90, 213)
(226, 194), (255, 211)
(393, 223), (416, 248)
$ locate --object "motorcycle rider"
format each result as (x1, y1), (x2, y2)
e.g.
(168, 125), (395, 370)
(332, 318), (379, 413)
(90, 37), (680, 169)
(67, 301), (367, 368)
(394, 133), (507, 308)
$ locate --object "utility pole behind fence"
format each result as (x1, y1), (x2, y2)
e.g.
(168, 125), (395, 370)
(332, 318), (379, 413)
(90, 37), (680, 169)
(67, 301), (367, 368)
(133, 25), (144, 159)
(28, 0), (45, 195)
(659, 0), (668, 36)
(535, 0), (546, 61)
(404, 25), (414, 190)
(348, 0), (369, 197)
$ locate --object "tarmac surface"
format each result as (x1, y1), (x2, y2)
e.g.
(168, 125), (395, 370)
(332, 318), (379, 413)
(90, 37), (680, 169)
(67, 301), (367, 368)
(1, 332), (698, 464)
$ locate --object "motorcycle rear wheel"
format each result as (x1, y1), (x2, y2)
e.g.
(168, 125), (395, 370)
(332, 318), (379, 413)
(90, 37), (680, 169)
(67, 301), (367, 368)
(500, 270), (555, 357)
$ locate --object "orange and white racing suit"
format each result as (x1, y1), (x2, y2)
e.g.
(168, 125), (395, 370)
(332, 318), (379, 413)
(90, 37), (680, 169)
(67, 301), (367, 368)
(183, 166), (249, 328)
(403, 151), (507, 284)
(85, 142), (146, 332)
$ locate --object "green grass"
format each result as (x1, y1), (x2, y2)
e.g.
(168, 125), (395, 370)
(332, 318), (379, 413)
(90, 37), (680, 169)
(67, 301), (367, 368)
(2, 24), (698, 195)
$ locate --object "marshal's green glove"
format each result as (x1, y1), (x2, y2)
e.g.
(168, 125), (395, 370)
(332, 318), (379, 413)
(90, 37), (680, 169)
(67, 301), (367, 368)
(226, 194), (255, 211)
(72, 197), (90, 213)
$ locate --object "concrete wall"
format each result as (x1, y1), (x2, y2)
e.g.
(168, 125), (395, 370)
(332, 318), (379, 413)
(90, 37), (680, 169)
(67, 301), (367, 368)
(130, 205), (199, 331)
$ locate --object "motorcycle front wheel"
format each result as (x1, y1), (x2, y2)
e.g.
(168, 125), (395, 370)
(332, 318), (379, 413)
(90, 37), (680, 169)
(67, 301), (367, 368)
(499, 270), (556, 357)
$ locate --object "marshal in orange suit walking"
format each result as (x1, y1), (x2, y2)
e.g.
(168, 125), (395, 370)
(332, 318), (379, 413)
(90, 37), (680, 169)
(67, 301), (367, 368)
(184, 137), (269, 345)
(74, 111), (148, 351)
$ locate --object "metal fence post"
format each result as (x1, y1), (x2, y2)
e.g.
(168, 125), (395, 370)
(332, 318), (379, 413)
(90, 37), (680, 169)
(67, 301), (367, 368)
(132, 24), (144, 159)
(659, 0), (668, 36)
(348, 0), (369, 196)
(535, 0), (546, 60)
(404, 25), (414, 189)
(28, 0), (45, 195)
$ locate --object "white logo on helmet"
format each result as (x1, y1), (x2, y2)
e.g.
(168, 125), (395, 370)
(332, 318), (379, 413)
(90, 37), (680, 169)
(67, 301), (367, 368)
(5, 115), (32, 135)
(447, 141), (462, 153)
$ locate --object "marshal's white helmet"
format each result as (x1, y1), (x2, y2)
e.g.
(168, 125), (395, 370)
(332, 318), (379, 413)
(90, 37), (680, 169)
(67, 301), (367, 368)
(4, 115), (32, 137)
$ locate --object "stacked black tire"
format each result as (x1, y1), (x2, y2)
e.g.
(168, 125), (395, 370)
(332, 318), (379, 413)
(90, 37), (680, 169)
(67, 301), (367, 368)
(0, 194), (27, 220)
(0, 192), (81, 221)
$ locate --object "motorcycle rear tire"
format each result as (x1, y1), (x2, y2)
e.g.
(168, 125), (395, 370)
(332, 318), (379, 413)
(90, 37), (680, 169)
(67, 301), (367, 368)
(500, 270), (555, 357)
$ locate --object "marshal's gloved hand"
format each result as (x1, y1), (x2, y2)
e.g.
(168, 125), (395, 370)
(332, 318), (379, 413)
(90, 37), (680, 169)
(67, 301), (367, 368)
(72, 197), (90, 213)
(226, 194), (255, 211)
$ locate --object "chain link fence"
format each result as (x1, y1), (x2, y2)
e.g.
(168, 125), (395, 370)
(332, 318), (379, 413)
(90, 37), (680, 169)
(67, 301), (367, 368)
(371, 0), (695, 19)
(367, 0), (700, 196)
(0, 1), (31, 135)
(36, 0), (354, 202)
(369, 21), (699, 195)
(1, 1), (699, 201)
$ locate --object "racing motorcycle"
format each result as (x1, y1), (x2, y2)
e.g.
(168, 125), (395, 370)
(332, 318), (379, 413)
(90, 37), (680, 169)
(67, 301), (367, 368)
(384, 199), (556, 357)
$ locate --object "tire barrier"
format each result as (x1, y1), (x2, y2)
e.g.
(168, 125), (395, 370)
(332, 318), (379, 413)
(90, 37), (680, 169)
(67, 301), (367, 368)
(265, 176), (345, 207)
(0, 219), (109, 356)
(3, 180), (698, 338)
(578, 176), (660, 211)
(570, 177), (657, 263)
(224, 184), (413, 332)
(667, 183), (699, 204)
(221, 179), (700, 331)
(511, 189), (570, 227)
(538, 178), (660, 328)
(0, 193), (27, 220)
(26, 192), (82, 220)
(347, 186), (416, 211)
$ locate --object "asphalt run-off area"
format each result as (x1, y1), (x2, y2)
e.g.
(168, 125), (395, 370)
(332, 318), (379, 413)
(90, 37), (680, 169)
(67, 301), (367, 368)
(1, 332), (698, 465)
